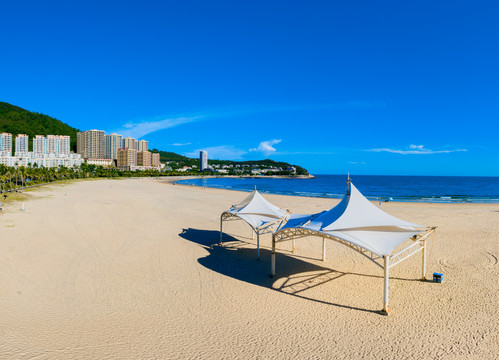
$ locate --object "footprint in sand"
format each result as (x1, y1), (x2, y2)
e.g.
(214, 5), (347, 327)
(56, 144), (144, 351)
(484, 251), (498, 269)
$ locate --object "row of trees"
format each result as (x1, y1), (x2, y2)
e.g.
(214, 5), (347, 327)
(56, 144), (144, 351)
(0, 163), (183, 193)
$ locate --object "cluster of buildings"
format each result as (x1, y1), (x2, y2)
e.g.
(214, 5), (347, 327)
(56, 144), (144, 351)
(209, 162), (296, 175)
(0, 133), (84, 168)
(0, 130), (163, 171)
(0, 130), (293, 175)
(76, 130), (162, 170)
(172, 150), (296, 175)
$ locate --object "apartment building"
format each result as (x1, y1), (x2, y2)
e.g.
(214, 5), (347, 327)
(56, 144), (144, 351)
(104, 133), (122, 160)
(151, 153), (160, 167)
(0, 133), (12, 156)
(77, 130), (105, 159)
(15, 134), (29, 155)
(33, 135), (48, 155)
(122, 137), (137, 151)
(136, 151), (152, 167)
(117, 148), (137, 170)
(137, 140), (148, 152)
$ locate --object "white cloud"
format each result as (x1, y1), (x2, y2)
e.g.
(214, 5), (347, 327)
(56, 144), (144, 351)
(185, 145), (247, 160)
(348, 161), (366, 165)
(113, 115), (203, 139)
(367, 145), (467, 155)
(111, 100), (381, 140)
(171, 142), (191, 146)
(250, 139), (282, 155)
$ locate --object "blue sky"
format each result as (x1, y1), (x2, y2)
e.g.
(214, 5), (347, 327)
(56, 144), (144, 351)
(1, 1), (498, 176)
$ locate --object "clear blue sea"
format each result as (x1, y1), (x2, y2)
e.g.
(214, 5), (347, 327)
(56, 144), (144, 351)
(175, 175), (499, 203)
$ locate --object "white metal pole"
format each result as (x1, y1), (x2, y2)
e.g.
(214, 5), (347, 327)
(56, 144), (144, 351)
(257, 232), (260, 260)
(322, 238), (326, 261)
(382, 255), (390, 315)
(421, 240), (427, 281)
(219, 216), (223, 245)
(271, 234), (276, 277)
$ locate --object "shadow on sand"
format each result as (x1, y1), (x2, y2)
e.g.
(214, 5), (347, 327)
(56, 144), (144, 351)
(179, 227), (412, 314)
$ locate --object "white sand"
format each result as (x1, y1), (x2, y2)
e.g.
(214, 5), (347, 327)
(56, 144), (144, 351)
(0, 178), (497, 359)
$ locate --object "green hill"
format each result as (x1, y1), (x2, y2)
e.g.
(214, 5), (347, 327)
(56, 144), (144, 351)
(150, 149), (190, 162)
(0, 102), (80, 151)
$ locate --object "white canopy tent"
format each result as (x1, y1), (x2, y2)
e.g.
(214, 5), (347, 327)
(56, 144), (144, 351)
(220, 189), (289, 259)
(271, 178), (436, 314)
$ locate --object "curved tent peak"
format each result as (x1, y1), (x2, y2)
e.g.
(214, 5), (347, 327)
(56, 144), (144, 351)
(230, 189), (287, 220)
(322, 182), (424, 231)
(230, 189), (257, 212)
(304, 193), (349, 231)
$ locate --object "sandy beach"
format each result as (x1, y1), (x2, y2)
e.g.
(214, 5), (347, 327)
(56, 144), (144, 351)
(1, 178), (497, 359)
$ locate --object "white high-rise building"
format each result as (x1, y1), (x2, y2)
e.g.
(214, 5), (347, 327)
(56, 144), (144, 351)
(32, 135), (70, 156)
(15, 134), (29, 155)
(199, 150), (208, 171)
(33, 135), (48, 155)
(59, 135), (71, 156)
(46, 135), (60, 155)
(0, 134), (82, 169)
(104, 133), (123, 160)
(0, 133), (12, 156)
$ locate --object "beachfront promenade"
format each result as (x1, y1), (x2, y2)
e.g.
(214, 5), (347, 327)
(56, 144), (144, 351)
(0, 178), (497, 359)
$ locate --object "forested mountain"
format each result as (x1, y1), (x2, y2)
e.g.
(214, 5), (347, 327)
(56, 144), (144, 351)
(0, 102), (80, 151)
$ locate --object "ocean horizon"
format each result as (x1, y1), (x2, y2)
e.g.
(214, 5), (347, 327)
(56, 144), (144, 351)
(175, 174), (499, 204)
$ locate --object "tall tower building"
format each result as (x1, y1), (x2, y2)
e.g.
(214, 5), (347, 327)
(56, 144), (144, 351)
(77, 130), (105, 159)
(137, 140), (148, 152)
(104, 133), (123, 160)
(0, 133), (13, 156)
(199, 150), (208, 171)
(15, 134), (29, 155)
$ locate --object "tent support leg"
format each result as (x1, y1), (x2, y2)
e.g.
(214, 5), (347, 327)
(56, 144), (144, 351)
(257, 232), (260, 260)
(219, 216), (223, 246)
(381, 255), (390, 315)
(292, 239), (295, 253)
(421, 239), (427, 281)
(322, 238), (326, 261)
(270, 234), (276, 278)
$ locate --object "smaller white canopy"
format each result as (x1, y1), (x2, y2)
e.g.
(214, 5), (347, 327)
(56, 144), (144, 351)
(278, 181), (426, 256)
(228, 190), (288, 229)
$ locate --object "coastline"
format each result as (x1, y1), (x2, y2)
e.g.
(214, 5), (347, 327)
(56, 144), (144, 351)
(171, 175), (499, 204)
(1, 178), (497, 359)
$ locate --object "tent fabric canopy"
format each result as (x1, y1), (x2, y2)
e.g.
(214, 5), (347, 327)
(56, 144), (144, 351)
(277, 182), (425, 256)
(227, 190), (288, 229)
